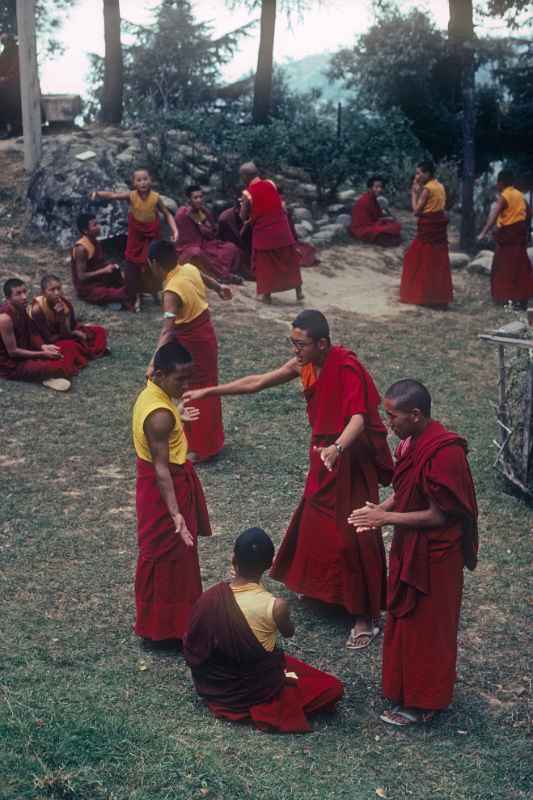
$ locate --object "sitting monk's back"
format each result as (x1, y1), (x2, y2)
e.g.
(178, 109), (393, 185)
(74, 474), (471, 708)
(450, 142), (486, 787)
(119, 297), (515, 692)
(231, 582), (277, 652)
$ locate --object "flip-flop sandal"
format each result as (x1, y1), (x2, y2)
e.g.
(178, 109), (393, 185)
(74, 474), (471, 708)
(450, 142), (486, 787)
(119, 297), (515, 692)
(346, 626), (380, 650)
(380, 708), (435, 726)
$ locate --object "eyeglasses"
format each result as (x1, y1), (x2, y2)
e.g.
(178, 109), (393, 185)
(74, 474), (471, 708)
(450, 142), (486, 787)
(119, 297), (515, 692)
(287, 337), (313, 352)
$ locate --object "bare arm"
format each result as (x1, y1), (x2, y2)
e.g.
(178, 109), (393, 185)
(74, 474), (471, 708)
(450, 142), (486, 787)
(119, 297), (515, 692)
(198, 270), (232, 300)
(90, 190), (130, 202)
(157, 198), (178, 242)
(315, 412), (365, 472)
(0, 314), (60, 360)
(183, 358), (300, 402)
(272, 598), (295, 638)
(412, 187), (429, 216)
(73, 246), (115, 282)
(240, 191), (252, 223)
(146, 291), (184, 375)
(479, 197), (506, 239)
(144, 408), (193, 546)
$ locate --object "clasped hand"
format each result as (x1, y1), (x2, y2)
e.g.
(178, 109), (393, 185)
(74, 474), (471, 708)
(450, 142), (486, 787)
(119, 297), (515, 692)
(348, 502), (387, 532)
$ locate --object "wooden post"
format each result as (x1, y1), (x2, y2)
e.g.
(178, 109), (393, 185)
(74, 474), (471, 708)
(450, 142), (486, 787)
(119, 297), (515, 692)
(16, 0), (42, 171)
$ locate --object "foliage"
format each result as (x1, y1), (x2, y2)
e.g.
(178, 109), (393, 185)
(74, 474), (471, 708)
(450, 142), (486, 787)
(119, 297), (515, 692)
(483, 0), (533, 27)
(496, 43), (533, 172)
(0, 0), (74, 54)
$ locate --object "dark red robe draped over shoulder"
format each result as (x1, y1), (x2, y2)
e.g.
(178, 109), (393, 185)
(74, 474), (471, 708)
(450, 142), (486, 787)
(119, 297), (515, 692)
(271, 346), (393, 618)
(71, 238), (128, 307)
(400, 211), (453, 307)
(491, 221), (533, 304)
(171, 309), (224, 462)
(184, 582), (343, 733)
(350, 192), (402, 247)
(135, 457), (212, 641)
(0, 302), (72, 381)
(30, 296), (108, 363)
(175, 206), (241, 282)
(382, 420), (478, 711)
(248, 180), (302, 295)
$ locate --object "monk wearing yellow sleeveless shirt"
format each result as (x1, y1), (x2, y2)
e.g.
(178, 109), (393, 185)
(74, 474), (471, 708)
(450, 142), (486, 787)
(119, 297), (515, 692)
(147, 239), (232, 462)
(132, 340), (212, 647)
(478, 169), (533, 306)
(91, 168), (178, 312)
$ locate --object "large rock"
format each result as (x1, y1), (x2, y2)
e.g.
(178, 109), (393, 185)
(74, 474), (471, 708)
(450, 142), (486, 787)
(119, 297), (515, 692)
(292, 207), (313, 222)
(299, 219), (314, 234)
(468, 250), (493, 276)
(311, 224), (344, 245)
(449, 252), (470, 270)
(336, 213), (351, 228)
(294, 223), (312, 241)
(337, 189), (357, 203)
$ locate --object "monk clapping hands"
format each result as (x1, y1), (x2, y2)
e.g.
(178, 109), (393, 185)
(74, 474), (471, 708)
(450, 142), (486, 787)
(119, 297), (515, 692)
(348, 501), (387, 532)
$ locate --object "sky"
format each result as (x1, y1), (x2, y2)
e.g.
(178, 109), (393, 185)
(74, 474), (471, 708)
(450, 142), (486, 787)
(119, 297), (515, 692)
(40, 0), (455, 96)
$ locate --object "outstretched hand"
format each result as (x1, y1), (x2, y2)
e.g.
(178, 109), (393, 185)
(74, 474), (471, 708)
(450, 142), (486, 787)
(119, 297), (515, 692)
(348, 501), (386, 531)
(178, 403), (200, 423)
(218, 286), (233, 301)
(182, 388), (208, 403)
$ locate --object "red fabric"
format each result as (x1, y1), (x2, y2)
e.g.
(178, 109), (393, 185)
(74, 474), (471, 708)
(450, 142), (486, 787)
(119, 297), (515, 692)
(491, 221), (533, 303)
(125, 213), (161, 265)
(350, 192), (402, 247)
(271, 346), (393, 617)
(171, 309), (224, 461)
(0, 301), (71, 381)
(76, 325), (108, 360)
(175, 206), (241, 282)
(217, 206), (253, 274)
(134, 457), (212, 641)
(400, 212), (453, 306)
(71, 240), (127, 306)
(253, 247), (302, 295)
(30, 298), (108, 363)
(287, 210), (319, 267)
(382, 420), (478, 710)
(184, 582), (343, 733)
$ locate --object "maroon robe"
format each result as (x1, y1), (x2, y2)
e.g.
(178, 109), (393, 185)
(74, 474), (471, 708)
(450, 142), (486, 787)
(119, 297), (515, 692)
(491, 220), (533, 304)
(0, 302), (71, 381)
(135, 458), (212, 641)
(217, 206), (253, 277)
(175, 206), (241, 282)
(30, 295), (108, 363)
(350, 192), (402, 247)
(286, 210), (319, 267)
(271, 346), (393, 618)
(184, 581), (343, 733)
(382, 420), (478, 711)
(400, 211), (453, 307)
(71, 237), (128, 307)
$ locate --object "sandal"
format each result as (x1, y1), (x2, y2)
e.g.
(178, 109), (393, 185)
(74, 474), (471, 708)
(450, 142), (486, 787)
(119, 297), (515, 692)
(380, 707), (435, 726)
(346, 625), (380, 651)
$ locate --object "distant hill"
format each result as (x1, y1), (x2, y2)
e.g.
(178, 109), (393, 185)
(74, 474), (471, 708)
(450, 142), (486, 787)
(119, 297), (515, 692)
(278, 53), (352, 104)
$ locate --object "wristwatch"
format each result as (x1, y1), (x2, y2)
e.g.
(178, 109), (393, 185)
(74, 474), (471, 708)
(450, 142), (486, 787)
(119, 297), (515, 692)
(333, 442), (344, 455)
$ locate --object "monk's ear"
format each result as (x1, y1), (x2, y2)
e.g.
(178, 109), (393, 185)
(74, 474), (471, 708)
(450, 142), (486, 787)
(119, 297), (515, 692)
(411, 407), (423, 424)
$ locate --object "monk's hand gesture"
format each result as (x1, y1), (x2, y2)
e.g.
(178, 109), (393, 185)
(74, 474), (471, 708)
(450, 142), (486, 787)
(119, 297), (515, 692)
(174, 513), (194, 547)
(41, 344), (61, 359)
(178, 403), (200, 423)
(218, 286), (232, 301)
(183, 388), (207, 403)
(348, 502), (387, 531)
(314, 444), (339, 472)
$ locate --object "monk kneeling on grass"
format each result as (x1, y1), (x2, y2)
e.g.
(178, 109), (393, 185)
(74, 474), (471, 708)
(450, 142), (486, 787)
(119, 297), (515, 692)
(184, 527), (343, 733)
(349, 379), (478, 727)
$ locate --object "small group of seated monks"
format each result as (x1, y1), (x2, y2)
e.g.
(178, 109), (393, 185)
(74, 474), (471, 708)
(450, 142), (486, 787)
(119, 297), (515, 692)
(0, 275), (108, 391)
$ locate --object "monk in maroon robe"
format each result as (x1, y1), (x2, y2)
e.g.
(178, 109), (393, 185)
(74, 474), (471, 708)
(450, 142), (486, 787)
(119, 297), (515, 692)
(72, 214), (129, 309)
(0, 278), (71, 390)
(349, 379), (478, 726)
(350, 176), (402, 247)
(478, 170), (533, 307)
(175, 186), (242, 284)
(184, 310), (393, 650)
(217, 201), (253, 277)
(240, 162), (303, 303)
(185, 527), (343, 733)
(30, 274), (108, 365)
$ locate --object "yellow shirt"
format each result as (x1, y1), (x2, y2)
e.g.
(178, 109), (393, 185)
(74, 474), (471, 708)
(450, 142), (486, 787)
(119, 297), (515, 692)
(423, 179), (446, 213)
(129, 190), (160, 223)
(132, 379), (187, 464)
(497, 186), (527, 228)
(231, 582), (277, 652)
(163, 263), (208, 325)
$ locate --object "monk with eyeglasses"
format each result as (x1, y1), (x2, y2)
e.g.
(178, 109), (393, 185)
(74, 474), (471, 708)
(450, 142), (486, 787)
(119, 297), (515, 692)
(183, 309), (393, 650)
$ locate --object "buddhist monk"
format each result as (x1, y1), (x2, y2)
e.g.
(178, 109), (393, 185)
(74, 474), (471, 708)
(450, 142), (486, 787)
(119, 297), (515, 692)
(91, 168), (178, 312)
(175, 186), (243, 285)
(217, 200), (253, 277)
(239, 162), (303, 304)
(350, 176), (402, 247)
(147, 240), (231, 462)
(349, 379), (478, 726)
(71, 214), (129, 309)
(132, 340), (212, 648)
(184, 527), (344, 733)
(184, 310), (393, 649)
(478, 170), (533, 307)
(30, 274), (108, 364)
(0, 278), (71, 391)
(400, 161), (453, 308)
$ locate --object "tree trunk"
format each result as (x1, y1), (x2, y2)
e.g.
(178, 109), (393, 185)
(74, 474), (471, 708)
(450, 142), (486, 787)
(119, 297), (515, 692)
(253, 0), (276, 125)
(448, 0), (476, 252)
(16, 0), (41, 171)
(101, 0), (123, 124)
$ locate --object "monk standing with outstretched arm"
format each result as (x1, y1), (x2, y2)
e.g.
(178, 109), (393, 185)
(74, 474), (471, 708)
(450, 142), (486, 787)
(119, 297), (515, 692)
(184, 310), (393, 649)
(349, 379), (478, 727)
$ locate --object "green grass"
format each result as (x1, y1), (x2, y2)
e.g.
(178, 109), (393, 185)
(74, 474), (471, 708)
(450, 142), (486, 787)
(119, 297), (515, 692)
(0, 250), (531, 800)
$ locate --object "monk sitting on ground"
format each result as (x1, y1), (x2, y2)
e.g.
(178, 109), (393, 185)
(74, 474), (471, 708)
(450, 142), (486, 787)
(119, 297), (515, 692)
(175, 186), (243, 285)
(184, 527), (344, 733)
(71, 214), (128, 310)
(91, 168), (178, 312)
(350, 176), (402, 247)
(349, 379), (478, 727)
(0, 278), (71, 391)
(478, 170), (533, 308)
(217, 199), (253, 277)
(30, 274), (109, 365)
(399, 161), (453, 308)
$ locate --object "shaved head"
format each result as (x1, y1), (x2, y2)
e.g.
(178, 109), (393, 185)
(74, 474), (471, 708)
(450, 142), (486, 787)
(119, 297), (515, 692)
(384, 379), (431, 416)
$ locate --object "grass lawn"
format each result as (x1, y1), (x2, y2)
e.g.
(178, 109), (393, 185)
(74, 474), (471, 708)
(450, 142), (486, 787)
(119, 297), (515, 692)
(0, 243), (531, 800)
